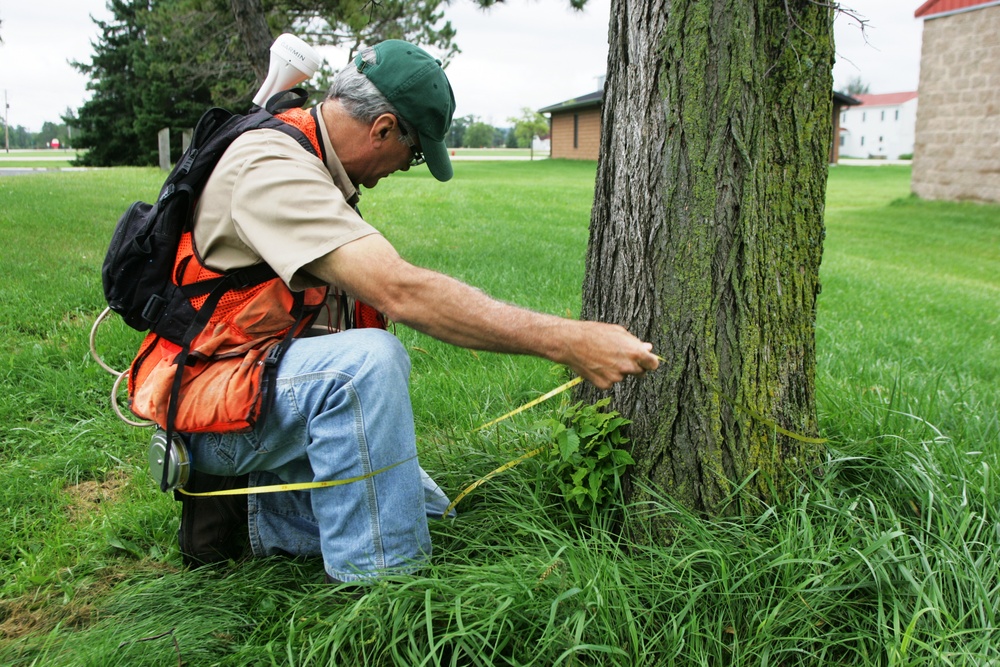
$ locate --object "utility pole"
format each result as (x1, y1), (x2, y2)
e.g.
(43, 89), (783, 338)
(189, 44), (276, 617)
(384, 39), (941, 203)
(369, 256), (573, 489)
(4, 90), (9, 153)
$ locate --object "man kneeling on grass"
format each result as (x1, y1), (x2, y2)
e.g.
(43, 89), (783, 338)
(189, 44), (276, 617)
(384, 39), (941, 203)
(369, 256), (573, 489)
(130, 40), (658, 584)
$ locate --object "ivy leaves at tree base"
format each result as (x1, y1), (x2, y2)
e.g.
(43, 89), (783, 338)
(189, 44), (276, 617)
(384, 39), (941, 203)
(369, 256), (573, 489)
(539, 398), (635, 513)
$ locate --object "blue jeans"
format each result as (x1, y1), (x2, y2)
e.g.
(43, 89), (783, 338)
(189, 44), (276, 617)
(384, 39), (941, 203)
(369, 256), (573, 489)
(187, 329), (452, 582)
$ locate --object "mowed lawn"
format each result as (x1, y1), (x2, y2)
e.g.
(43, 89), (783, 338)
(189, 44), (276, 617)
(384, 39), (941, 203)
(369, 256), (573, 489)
(0, 161), (997, 665)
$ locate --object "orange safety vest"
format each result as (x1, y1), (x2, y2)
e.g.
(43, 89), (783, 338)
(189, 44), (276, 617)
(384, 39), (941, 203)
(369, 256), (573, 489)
(128, 107), (385, 434)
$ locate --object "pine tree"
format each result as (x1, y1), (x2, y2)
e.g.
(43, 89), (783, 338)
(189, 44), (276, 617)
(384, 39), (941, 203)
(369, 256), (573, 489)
(71, 0), (152, 166)
(71, 0), (460, 166)
(72, 1), (217, 167)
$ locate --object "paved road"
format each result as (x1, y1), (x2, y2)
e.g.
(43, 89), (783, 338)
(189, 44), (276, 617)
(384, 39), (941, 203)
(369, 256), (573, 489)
(0, 156), (73, 162)
(0, 167), (91, 176)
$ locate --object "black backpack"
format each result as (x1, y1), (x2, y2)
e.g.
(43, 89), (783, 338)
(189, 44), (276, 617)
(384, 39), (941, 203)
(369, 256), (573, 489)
(101, 89), (320, 491)
(102, 89), (317, 344)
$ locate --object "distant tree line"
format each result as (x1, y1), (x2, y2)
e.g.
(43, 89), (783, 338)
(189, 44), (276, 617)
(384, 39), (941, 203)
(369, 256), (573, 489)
(448, 115), (508, 149)
(3, 118), (74, 150)
(70, 0), (459, 167)
(68, 1), (555, 165)
(448, 109), (549, 149)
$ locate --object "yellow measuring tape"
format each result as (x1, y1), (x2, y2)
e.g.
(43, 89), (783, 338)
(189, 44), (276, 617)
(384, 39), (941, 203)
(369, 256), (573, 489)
(474, 376), (583, 432)
(437, 376), (583, 516)
(176, 456), (416, 497)
(175, 378), (584, 499)
(179, 355), (825, 508)
(444, 356), (826, 515)
(441, 443), (553, 518)
(715, 392), (827, 445)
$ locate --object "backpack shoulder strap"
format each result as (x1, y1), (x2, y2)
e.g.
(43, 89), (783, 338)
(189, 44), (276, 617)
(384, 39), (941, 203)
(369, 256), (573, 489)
(263, 87), (309, 114)
(269, 107), (323, 160)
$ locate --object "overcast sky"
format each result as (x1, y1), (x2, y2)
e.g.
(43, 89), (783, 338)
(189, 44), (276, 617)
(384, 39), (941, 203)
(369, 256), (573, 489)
(1, 0), (925, 134)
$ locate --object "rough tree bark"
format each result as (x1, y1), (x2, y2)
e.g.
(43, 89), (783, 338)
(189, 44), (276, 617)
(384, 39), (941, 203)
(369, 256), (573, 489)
(230, 0), (275, 83)
(579, 0), (834, 516)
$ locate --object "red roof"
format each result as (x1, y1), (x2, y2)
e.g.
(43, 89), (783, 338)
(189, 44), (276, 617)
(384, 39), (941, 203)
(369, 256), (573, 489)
(854, 92), (919, 107)
(915, 0), (999, 18)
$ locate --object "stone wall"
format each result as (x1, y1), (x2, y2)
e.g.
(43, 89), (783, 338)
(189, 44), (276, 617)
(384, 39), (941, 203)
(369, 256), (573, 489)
(912, 4), (1000, 203)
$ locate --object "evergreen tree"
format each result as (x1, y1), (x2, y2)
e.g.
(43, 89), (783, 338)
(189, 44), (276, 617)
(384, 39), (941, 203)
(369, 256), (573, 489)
(5, 125), (34, 149)
(72, 0), (218, 167)
(132, 2), (219, 162)
(71, 0), (459, 166)
(504, 128), (518, 148)
(71, 0), (152, 166)
(38, 122), (69, 148)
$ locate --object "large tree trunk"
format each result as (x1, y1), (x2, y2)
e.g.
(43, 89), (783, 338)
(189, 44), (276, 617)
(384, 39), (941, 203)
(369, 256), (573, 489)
(230, 0), (274, 84)
(580, 0), (833, 517)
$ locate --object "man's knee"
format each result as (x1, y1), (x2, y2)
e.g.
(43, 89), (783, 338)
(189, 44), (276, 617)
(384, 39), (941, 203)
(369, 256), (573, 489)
(350, 329), (411, 382)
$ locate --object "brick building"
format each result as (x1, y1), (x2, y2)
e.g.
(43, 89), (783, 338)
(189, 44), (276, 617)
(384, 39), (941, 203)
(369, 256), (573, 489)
(912, 0), (1000, 203)
(541, 89), (860, 164)
(538, 90), (603, 160)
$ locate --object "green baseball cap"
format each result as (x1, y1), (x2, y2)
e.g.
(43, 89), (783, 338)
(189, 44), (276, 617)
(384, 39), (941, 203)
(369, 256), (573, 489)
(355, 40), (456, 182)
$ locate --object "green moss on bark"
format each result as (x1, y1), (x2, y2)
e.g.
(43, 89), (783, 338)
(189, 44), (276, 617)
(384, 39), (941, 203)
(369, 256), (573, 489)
(581, 0), (834, 520)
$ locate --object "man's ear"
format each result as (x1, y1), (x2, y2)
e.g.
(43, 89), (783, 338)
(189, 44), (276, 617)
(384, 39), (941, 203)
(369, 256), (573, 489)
(370, 113), (397, 146)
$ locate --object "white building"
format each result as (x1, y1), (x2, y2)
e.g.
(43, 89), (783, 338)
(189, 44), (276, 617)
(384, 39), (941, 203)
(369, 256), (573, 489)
(838, 92), (919, 160)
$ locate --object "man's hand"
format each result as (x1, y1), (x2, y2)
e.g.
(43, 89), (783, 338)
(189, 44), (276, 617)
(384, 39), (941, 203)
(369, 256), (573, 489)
(558, 321), (659, 390)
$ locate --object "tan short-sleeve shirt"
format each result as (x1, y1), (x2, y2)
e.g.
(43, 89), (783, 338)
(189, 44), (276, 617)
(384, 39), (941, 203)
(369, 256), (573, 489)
(193, 103), (378, 291)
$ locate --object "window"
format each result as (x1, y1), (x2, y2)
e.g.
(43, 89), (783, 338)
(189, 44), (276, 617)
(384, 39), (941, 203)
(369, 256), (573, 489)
(862, 112), (866, 122)
(839, 135), (845, 147)
(895, 110), (900, 121)
(573, 114), (579, 148)
(881, 110), (885, 121)
(861, 136), (865, 146)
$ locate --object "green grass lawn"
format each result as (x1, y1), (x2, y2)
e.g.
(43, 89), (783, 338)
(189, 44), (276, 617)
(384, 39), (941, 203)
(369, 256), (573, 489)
(0, 162), (997, 665)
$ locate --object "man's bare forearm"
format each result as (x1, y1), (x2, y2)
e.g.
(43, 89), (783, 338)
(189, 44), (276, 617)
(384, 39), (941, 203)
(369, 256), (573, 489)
(305, 235), (658, 388)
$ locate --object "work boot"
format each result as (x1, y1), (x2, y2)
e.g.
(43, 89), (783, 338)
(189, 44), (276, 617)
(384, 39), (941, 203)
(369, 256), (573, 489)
(175, 471), (250, 567)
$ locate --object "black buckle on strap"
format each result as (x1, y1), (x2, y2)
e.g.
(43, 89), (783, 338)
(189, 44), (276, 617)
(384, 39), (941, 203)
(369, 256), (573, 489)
(263, 344), (283, 368)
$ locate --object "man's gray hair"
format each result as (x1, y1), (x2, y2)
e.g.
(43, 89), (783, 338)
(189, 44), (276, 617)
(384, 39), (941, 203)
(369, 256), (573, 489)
(327, 49), (417, 138)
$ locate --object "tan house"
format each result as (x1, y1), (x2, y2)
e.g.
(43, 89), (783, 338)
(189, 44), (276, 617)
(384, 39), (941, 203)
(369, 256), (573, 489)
(912, 0), (1000, 203)
(538, 90), (603, 161)
(540, 89), (860, 164)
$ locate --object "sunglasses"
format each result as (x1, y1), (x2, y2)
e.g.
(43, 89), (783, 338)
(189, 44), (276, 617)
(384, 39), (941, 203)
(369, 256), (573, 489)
(394, 116), (426, 167)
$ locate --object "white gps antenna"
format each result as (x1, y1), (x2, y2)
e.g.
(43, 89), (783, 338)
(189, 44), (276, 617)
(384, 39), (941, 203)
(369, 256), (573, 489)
(252, 33), (323, 107)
